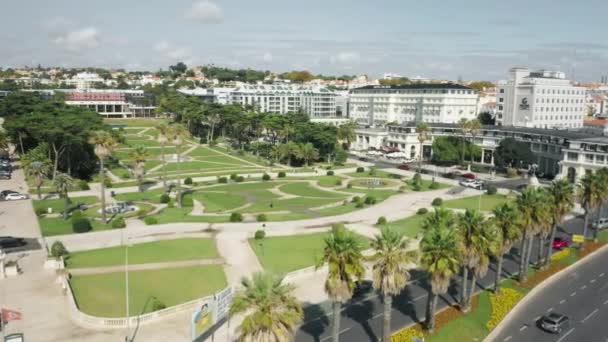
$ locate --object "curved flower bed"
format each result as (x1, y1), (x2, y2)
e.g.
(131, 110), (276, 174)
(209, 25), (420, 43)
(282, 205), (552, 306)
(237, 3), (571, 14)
(486, 288), (523, 330)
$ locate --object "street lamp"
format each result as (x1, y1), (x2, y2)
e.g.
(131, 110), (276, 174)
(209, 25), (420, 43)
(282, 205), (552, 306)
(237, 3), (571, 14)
(124, 234), (133, 342)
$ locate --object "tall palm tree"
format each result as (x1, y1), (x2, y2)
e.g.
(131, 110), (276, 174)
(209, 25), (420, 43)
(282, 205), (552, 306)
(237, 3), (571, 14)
(129, 146), (150, 192)
(544, 180), (574, 265)
(155, 123), (170, 189)
(316, 224), (365, 342)
(337, 121), (356, 149)
(230, 272), (303, 342)
(592, 168), (608, 241)
(420, 224), (460, 332)
(370, 227), (418, 342)
(0, 131), (9, 156)
(89, 130), (117, 224)
(272, 143), (291, 165)
(53, 172), (74, 219)
(168, 124), (190, 208)
(467, 119), (481, 163)
(578, 173), (602, 244)
(492, 203), (521, 294)
(415, 122), (429, 173)
(296, 143), (319, 166)
(516, 187), (546, 282)
(456, 209), (485, 312)
(457, 118), (469, 164)
(280, 123), (295, 144)
(466, 216), (498, 310)
(421, 207), (456, 232)
(285, 141), (299, 167)
(28, 160), (51, 199)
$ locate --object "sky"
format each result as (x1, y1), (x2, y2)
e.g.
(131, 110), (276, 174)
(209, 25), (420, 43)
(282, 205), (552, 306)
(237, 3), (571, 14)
(1, 0), (608, 81)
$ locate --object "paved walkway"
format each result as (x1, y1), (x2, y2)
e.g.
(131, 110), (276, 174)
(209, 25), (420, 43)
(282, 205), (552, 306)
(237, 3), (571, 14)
(215, 232), (263, 285)
(68, 258), (224, 275)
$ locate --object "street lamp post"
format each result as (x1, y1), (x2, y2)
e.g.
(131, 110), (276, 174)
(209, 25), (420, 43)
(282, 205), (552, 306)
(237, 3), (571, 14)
(124, 235), (132, 342)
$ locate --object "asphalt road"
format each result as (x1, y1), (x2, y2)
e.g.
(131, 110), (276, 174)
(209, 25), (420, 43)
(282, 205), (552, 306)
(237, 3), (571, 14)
(492, 246), (608, 342)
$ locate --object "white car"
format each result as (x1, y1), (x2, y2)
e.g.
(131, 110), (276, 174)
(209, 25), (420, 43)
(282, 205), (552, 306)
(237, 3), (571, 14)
(4, 193), (28, 201)
(592, 218), (608, 230)
(460, 179), (484, 190)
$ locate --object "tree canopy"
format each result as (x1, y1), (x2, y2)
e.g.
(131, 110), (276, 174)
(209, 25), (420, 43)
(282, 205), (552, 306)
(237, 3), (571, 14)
(494, 137), (535, 169)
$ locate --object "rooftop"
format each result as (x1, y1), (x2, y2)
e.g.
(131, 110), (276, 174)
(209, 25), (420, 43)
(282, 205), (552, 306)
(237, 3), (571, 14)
(352, 83), (474, 91)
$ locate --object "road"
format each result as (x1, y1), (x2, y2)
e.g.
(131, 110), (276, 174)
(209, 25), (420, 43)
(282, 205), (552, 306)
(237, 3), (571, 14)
(491, 246), (608, 342)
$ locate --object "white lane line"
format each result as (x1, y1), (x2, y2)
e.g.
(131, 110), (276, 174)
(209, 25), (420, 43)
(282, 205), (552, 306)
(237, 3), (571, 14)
(580, 285), (587, 290)
(604, 299), (608, 305)
(547, 307), (554, 312)
(320, 327), (352, 342)
(591, 278), (596, 283)
(571, 291), (577, 297)
(600, 272), (605, 277)
(504, 336), (512, 341)
(556, 328), (575, 342)
(581, 308), (599, 323)
(519, 325), (527, 331)
(559, 299), (566, 304)
(534, 315), (541, 321)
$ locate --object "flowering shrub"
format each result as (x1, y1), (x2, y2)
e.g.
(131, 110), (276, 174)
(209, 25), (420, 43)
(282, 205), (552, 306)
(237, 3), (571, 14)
(391, 324), (425, 342)
(550, 248), (570, 262)
(486, 288), (523, 330)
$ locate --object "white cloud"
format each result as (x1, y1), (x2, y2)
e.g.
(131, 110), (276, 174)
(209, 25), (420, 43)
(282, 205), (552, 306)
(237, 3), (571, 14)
(154, 40), (194, 63)
(262, 52), (273, 63)
(330, 51), (360, 65)
(185, 1), (223, 24)
(53, 27), (100, 52)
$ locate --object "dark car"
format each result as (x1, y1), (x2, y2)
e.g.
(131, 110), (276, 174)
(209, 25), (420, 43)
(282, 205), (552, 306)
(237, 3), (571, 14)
(539, 313), (569, 334)
(0, 173), (10, 180)
(462, 173), (476, 179)
(0, 236), (27, 249)
(398, 164), (410, 171)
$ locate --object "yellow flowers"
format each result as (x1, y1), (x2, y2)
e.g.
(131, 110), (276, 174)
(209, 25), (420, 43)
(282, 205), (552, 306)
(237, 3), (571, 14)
(486, 288), (523, 330)
(391, 325), (425, 342)
(550, 248), (570, 262)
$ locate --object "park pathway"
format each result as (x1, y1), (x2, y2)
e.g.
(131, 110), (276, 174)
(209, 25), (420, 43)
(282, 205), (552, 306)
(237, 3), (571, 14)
(215, 231), (263, 285)
(68, 258), (224, 275)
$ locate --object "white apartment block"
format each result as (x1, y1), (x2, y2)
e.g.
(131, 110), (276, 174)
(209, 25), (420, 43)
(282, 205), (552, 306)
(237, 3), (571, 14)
(348, 83), (478, 126)
(66, 72), (105, 90)
(496, 68), (586, 128)
(229, 84), (337, 118)
(64, 89), (156, 118)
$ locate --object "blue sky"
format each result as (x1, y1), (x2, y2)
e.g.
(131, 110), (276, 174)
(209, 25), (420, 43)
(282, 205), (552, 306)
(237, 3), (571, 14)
(1, 0), (607, 81)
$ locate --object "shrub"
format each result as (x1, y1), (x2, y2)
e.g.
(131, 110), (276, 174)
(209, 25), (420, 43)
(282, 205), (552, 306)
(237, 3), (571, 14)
(72, 217), (92, 233)
(398, 185), (407, 193)
(347, 183), (353, 189)
(254, 229), (266, 240)
(218, 176), (228, 184)
(230, 173), (238, 180)
(355, 201), (365, 208)
(111, 217), (126, 229)
(391, 325), (425, 342)
(230, 212), (243, 222)
(486, 185), (498, 195)
(335, 179), (342, 186)
(50, 241), (68, 259)
(550, 248), (571, 262)
(262, 173), (271, 181)
(136, 209), (147, 218)
(184, 177), (193, 185)
(412, 173), (422, 186)
(376, 216), (387, 225)
(429, 181), (440, 190)
(343, 200), (348, 206)
(256, 213), (267, 222)
(364, 196), (377, 205)
(417, 208), (428, 215)
(356, 166), (365, 173)
(432, 198), (443, 206)
(351, 196), (361, 203)
(368, 168), (377, 176)
(159, 193), (171, 204)
(277, 171), (286, 178)
(486, 288), (524, 330)
(167, 201), (175, 208)
(506, 168), (518, 178)
(326, 170), (334, 176)
(413, 184), (422, 192)
(35, 207), (47, 217)
(144, 216), (158, 225)
(78, 180), (90, 190)
(151, 299), (167, 311)
(235, 176), (245, 182)
(71, 210), (83, 220)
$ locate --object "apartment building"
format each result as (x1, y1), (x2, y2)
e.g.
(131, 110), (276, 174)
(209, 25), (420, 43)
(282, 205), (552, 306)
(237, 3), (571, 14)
(496, 68), (586, 128)
(64, 89), (156, 118)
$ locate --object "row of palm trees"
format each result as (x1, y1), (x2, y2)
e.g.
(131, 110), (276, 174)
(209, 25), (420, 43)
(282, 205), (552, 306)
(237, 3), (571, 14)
(229, 171), (608, 342)
(272, 142), (320, 167)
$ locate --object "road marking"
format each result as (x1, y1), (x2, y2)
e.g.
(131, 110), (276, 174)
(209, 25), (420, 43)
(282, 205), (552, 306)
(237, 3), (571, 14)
(519, 325), (527, 331)
(556, 328), (575, 342)
(504, 336), (512, 341)
(547, 307), (554, 312)
(559, 299), (566, 304)
(591, 278), (596, 283)
(534, 316), (541, 321)
(604, 299), (608, 305)
(571, 291), (577, 297)
(580, 285), (587, 290)
(320, 327), (352, 342)
(600, 272), (605, 277)
(581, 308), (599, 323)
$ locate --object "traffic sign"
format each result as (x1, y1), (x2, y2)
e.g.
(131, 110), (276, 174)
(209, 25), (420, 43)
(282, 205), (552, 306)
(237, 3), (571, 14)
(572, 234), (584, 243)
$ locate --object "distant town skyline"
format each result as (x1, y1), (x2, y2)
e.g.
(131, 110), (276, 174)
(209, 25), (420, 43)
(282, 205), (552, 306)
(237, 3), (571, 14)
(1, 0), (607, 81)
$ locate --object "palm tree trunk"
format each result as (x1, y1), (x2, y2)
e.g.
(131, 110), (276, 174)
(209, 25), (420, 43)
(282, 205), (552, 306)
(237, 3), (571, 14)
(63, 196), (69, 219)
(537, 235), (545, 266)
(383, 295), (392, 342)
(100, 158), (107, 224)
(36, 183), (42, 200)
(18, 133), (25, 155)
(332, 301), (341, 342)
(593, 205), (603, 241)
(545, 224), (558, 267)
(524, 235), (534, 273)
(519, 237), (528, 282)
(581, 211), (589, 252)
(461, 137), (466, 164)
(468, 273), (477, 310)
(494, 255), (504, 294)
(425, 291), (438, 332)
(160, 144), (167, 189)
(418, 142), (423, 172)
(460, 267), (469, 311)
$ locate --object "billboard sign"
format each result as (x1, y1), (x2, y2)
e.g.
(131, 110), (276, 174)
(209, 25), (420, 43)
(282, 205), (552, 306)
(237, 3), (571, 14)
(191, 287), (233, 341)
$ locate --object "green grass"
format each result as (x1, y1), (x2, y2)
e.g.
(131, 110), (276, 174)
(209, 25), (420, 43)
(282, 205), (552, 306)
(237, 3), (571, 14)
(192, 191), (248, 212)
(151, 207), (230, 224)
(188, 147), (224, 158)
(242, 197), (341, 214)
(342, 188), (398, 201)
(249, 232), (370, 274)
(69, 265), (227, 317)
(315, 175), (344, 187)
(114, 188), (168, 203)
(376, 213), (431, 238)
(110, 166), (132, 179)
(65, 238), (218, 268)
(33, 196), (98, 214)
(38, 217), (111, 236)
(425, 291), (491, 342)
(278, 182), (346, 198)
(404, 179), (451, 191)
(313, 202), (358, 216)
(443, 194), (512, 211)
(599, 230), (608, 243)
(349, 178), (401, 189)
(105, 118), (169, 127)
(346, 170), (397, 179)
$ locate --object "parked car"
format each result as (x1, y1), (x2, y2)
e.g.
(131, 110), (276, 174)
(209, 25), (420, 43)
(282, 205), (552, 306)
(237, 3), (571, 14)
(4, 193), (28, 201)
(539, 313), (569, 334)
(552, 237), (570, 250)
(460, 179), (484, 189)
(592, 217), (608, 230)
(462, 173), (476, 179)
(398, 164), (410, 171)
(0, 173), (10, 180)
(0, 190), (18, 197)
(0, 236), (27, 249)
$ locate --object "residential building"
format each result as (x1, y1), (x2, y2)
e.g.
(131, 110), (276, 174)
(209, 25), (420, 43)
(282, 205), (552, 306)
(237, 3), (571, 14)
(66, 72), (105, 90)
(64, 89), (156, 118)
(348, 83), (478, 126)
(495, 68), (586, 128)
(179, 87), (235, 105)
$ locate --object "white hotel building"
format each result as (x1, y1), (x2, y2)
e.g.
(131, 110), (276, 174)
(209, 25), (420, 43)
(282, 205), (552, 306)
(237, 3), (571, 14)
(496, 68), (586, 128)
(348, 83), (479, 126)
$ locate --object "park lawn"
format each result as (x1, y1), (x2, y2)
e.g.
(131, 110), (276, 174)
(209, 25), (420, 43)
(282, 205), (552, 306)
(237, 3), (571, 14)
(249, 232), (370, 274)
(313, 202), (359, 216)
(349, 178), (401, 189)
(443, 194), (512, 211)
(188, 147), (224, 158)
(278, 182), (346, 198)
(314, 175), (344, 187)
(195, 155), (253, 166)
(114, 147), (177, 160)
(242, 197), (341, 214)
(110, 166), (132, 179)
(192, 191), (248, 212)
(151, 207), (230, 224)
(65, 238), (218, 268)
(120, 138), (163, 148)
(346, 170), (397, 179)
(599, 230), (608, 243)
(33, 196), (99, 214)
(376, 212), (431, 239)
(114, 188), (168, 203)
(342, 188), (399, 201)
(105, 118), (169, 127)
(404, 179), (451, 191)
(208, 146), (268, 166)
(38, 217), (110, 236)
(160, 160), (250, 172)
(69, 265), (227, 317)
(265, 212), (314, 221)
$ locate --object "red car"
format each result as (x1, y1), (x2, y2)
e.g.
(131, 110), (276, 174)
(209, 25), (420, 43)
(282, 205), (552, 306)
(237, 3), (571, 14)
(462, 173), (476, 179)
(552, 237), (570, 250)
(398, 164), (410, 171)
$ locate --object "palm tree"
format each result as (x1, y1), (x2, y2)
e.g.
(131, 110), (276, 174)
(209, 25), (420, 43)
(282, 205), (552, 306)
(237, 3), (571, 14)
(456, 209), (485, 312)
(415, 122), (429, 173)
(53, 172), (74, 219)
(155, 123), (170, 189)
(272, 143), (291, 165)
(280, 123), (295, 144)
(27, 160), (51, 199)
(492, 203), (521, 294)
(89, 130), (117, 224)
(578, 173), (602, 244)
(0, 131), (9, 156)
(370, 227), (418, 342)
(420, 224), (460, 332)
(316, 224), (365, 342)
(544, 180), (574, 265)
(129, 146), (150, 192)
(457, 118), (469, 164)
(168, 124), (190, 208)
(516, 187), (546, 282)
(230, 272), (303, 342)
(592, 168), (608, 241)
(296, 143), (319, 166)
(467, 119), (481, 163)
(337, 121), (356, 149)
(466, 215), (498, 310)
(285, 141), (299, 167)
(421, 207), (456, 233)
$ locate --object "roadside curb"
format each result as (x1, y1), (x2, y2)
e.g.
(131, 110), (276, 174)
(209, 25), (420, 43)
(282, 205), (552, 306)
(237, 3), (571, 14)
(484, 243), (608, 342)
